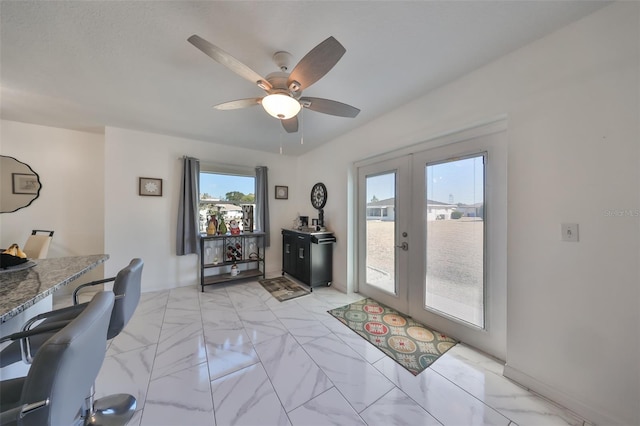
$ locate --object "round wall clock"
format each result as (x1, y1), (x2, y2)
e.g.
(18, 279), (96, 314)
(310, 182), (327, 210)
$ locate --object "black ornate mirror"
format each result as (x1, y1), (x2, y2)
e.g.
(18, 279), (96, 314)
(0, 155), (42, 213)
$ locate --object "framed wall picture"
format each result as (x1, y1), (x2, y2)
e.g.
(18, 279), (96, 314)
(139, 177), (163, 196)
(275, 185), (288, 200)
(12, 173), (39, 194)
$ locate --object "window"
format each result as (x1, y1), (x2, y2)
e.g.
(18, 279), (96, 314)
(199, 172), (255, 233)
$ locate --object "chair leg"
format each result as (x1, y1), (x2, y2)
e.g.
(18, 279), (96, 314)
(81, 385), (96, 422)
(82, 384), (136, 426)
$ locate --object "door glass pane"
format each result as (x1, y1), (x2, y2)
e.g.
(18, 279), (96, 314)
(425, 155), (485, 327)
(365, 172), (396, 294)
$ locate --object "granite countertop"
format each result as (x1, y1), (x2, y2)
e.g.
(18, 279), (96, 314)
(0, 254), (109, 323)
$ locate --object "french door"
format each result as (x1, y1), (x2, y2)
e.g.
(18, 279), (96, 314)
(357, 156), (411, 313)
(357, 127), (507, 358)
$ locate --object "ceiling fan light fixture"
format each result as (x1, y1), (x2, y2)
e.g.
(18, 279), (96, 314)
(262, 94), (301, 119)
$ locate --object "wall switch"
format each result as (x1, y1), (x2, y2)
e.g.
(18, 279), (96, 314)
(561, 223), (579, 242)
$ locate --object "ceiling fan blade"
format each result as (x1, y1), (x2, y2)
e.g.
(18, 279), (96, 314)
(188, 35), (272, 91)
(214, 98), (262, 110)
(287, 36), (346, 91)
(281, 116), (298, 133)
(300, 97), (360, 118)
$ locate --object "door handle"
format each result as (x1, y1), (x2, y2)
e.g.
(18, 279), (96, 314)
(396, 242), (409, 251)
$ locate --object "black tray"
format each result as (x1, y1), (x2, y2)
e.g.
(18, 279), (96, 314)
(1, 253), (29, 269)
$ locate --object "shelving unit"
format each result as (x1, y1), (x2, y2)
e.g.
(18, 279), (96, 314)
(199, 232), (265, 291)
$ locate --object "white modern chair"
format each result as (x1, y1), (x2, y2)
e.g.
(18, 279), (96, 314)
(23, 230), (54, 259)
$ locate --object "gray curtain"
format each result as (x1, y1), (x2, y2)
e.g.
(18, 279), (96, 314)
(176, 156), (200, 255)
(255, 166), (270, 247)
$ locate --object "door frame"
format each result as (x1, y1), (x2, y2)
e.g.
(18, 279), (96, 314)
(354, 119), (508, 359)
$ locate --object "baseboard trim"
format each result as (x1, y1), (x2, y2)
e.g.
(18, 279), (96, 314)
(503, 364), (622, 426)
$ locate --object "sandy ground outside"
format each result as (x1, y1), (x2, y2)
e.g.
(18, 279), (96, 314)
(365, 218), (484, 325)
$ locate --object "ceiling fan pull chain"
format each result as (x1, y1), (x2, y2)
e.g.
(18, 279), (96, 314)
(300, 108), (304, 145)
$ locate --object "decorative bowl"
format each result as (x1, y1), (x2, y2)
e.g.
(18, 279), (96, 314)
(1, 253), (29, 269)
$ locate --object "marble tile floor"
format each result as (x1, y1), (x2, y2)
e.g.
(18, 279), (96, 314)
(56, 280), (589, 426)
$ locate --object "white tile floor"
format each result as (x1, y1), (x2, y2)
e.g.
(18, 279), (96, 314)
(67, 279), (589, 426)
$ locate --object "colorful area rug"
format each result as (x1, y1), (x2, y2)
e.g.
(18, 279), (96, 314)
(258, 276), (310, 302)
(328, 298), (457, 375)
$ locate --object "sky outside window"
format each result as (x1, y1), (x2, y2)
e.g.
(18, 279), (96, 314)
(367, 157), (483, 205)
(200, 173), (255, 200)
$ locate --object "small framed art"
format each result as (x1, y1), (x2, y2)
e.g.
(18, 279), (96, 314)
(275, 185), (288, 200)
(12, 173), (39, 194)
(139, 177), (163, 196)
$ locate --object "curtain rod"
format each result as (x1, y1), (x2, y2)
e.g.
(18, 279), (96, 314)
(178, 157), (266, 174)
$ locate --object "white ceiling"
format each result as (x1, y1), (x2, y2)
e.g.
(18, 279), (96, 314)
(0, 1), (608, 156)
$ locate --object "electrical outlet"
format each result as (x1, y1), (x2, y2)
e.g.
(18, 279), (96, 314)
(561, 223), (579, 242)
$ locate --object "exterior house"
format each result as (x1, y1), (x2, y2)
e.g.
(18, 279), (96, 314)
(367, 198), (459, 221)
(366, 197), (395, 221)
(426, 199), (458, 221)
(455, 202), (484, 219)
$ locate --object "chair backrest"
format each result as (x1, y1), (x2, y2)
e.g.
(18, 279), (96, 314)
(108, 258), (143, 339)
(18, 291), (114, 426)
(23, 230), (54, 259)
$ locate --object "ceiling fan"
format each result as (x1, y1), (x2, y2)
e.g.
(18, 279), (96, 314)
(187, 35), (360, 133)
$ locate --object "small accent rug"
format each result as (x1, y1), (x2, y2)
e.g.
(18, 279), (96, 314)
(259, 276), (310, 302)
(328, 298), (457, 375)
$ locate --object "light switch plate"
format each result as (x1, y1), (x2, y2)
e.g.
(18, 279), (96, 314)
(561, 223), (579, 242)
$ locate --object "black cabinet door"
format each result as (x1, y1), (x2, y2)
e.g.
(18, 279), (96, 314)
(309, 243), (333, 286)
(295, 234), (311, 283)
(282, 232), (295, 275)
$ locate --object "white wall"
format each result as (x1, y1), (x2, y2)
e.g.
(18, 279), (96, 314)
(0, 120), (106, 291)
(103, 126), (296, 291)
(294, 3), (639, 425)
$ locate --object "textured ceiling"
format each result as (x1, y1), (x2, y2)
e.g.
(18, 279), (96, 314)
(0, 1), (608, 156)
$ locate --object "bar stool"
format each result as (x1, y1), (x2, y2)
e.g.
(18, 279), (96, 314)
(0, 259), (143, 425)
(0, 291), (114, 426)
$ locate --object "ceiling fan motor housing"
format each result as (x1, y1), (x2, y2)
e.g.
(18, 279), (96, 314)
(265, 71), (301, 98)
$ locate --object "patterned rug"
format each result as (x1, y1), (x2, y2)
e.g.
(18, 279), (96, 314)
(258, 276), (310, 302)
(328, 298), (457, 375)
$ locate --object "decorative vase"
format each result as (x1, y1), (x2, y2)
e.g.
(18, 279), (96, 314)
(218, 218), (227, 235)
(206, 216), (217, 235)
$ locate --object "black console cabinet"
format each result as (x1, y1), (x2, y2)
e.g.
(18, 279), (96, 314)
(282, 229), (336, 291)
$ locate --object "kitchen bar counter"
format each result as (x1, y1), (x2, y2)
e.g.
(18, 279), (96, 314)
(0, 254), (109, 323)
